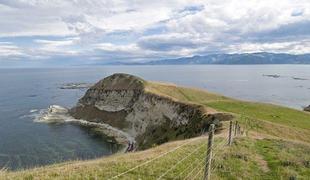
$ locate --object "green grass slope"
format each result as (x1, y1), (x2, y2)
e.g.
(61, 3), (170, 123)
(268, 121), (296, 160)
(1, 81), (310, 179)
(146, 82), (310, 143)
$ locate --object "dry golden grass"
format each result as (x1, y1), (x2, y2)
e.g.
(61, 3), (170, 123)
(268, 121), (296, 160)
(0, 136), (211, 180)
(145, 81), (228, 104)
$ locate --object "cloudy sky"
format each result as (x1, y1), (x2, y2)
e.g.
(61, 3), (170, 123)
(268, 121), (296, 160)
(0, 0), (310, 66)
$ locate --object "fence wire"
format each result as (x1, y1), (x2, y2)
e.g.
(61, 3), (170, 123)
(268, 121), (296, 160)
(109, 120), (243, 179)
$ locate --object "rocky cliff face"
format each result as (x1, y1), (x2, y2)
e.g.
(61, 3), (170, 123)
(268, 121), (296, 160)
(69, 73), (232, 149)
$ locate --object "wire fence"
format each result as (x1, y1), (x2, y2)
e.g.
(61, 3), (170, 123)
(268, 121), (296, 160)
(108, 120), (244, 180)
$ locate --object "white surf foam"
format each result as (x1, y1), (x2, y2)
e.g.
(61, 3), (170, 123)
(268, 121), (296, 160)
(33, 105), (135, 144)
(29, 109), (38, 113)
(34, 105), (74, 123)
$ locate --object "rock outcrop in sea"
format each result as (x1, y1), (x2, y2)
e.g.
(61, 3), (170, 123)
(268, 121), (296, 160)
(304, 105), (310, 112)
(69, 73), (232, 149)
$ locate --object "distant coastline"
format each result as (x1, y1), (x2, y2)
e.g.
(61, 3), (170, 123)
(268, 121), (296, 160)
(104, 52), (310, 65)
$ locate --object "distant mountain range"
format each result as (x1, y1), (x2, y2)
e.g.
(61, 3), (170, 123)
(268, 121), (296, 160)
(118, 52), (310, 65)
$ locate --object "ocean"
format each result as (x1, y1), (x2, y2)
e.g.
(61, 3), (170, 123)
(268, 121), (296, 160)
(0, 65), (309, 170)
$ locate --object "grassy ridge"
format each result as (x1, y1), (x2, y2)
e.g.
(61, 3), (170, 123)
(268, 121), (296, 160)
(1, 81), (310, 179)
(207, 100), (310, 130)
(146, 82), (310, 142)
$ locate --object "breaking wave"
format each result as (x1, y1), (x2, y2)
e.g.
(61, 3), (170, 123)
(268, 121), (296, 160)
(33, 105), (75, 123)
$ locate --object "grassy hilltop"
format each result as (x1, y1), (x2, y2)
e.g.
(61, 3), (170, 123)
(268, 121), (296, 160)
(1, 80), (310, 179)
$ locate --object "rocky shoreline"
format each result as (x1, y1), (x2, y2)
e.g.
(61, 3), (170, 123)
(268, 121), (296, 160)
(59, 83), (93, 90)
(36, 105), (134, 146)
(35, 73), (233, 151)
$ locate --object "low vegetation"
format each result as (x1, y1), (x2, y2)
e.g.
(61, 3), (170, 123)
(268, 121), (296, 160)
(1, 81), (310, 179)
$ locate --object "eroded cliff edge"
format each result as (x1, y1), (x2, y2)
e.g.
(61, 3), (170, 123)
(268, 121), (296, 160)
(69, 73), (232, 149)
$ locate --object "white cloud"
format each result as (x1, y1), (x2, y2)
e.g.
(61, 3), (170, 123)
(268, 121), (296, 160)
(32, 39), (80, 56)
(0, 0), (310, 64)
(225, 40), (310, 54)
(138, 33), (211, 51)
(94, 43), (139, 52)
(0, 43), (26, 57)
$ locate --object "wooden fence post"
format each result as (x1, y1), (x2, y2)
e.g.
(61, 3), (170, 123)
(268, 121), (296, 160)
(234, 121), (238, 136)
(204, 124), (215, 180)
(228, 120), (233, 146)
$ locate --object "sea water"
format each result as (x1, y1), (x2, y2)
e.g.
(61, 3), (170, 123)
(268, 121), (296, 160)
(0, 65), (309, 170)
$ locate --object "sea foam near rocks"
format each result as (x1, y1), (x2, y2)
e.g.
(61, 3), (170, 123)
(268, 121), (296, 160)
(33, 105), (134, 144)
(34, 105), (74, 123)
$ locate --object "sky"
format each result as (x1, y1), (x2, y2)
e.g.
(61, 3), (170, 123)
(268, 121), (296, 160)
(0, 0), (310, 67)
